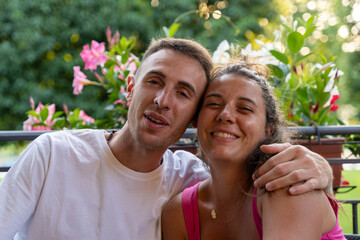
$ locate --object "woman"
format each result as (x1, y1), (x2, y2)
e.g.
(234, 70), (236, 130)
(161, 60), (345, 239)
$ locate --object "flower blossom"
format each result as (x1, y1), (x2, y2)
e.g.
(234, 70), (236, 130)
(23, 100), (56, 131)
(241, 41), (279, 66)
(212, 40), (231, 65)
(72, 66), (94, 95)
(79, 110), (95, 124)
(330, 94), (340, 112)
(106, 26), (120, 49)
(80, 40), (108, 71)
(114, 55), (138, 80)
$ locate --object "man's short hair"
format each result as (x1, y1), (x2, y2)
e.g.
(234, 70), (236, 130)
(142, 38), (213, 85)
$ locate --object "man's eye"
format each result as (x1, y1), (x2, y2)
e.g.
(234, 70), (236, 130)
(178, 91), (189, 99)
(148, 79), (160, 85)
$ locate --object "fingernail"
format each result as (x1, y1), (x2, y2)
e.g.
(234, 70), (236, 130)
(265, 183), (272, 191)
(254, 179), (259, 187)
(289, 188), (296, 194)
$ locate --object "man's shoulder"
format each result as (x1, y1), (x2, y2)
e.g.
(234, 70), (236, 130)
(36, 129), (102, 142)
(163, 149), (208, 174)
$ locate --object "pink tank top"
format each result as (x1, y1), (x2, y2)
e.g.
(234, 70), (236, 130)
(182, 183), (346, 240)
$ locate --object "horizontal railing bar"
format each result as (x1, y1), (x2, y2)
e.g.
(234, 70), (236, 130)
(1, 125), (360, 141)
(327, 158), (360, 164)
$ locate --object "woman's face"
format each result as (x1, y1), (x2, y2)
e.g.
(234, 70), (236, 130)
(197, 73), (270, 165)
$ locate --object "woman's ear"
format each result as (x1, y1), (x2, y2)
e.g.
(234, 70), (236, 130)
(126, 75), (135, 102)
(265, 125), (274, 137)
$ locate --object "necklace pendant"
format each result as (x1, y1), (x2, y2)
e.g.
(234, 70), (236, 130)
(211, 209), (216, 219)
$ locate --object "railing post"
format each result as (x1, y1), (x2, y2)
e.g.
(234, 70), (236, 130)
(352, 202), (359, 234)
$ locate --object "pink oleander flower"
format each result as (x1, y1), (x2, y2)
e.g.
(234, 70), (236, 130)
(80, 40), (108, 71)
(106, 26), (120, 49)
(23, 101), (56, 131)
(73, 66), (94, 95)
(30, 96), (35, 109)
(114, 55), (138, 80)
(79, 110), (95, 124)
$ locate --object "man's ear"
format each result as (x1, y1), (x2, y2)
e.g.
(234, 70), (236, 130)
(126, 75), (135, 102)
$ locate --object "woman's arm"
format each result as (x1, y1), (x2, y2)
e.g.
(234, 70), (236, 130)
(261, 186), (336, 240)
(161, 193), (188, 240)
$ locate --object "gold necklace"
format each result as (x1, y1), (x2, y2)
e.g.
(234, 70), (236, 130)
(210, 195), (246, 224)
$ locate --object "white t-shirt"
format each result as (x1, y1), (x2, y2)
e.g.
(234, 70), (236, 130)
(0, 129), (209, 240)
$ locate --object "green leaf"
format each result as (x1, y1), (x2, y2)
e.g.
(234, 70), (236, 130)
(26, 110), (39, 118)
(306, 15), (315, 28)
(280, 23), (293, 33)
(168, 23), (180, 38)
(40, 107), (49, 122)
(287, 32), (304, 53)
(269, 50), (289, 64)
(303, 26), (316, 38)
(288, 75), (299, 89)
(267, 64), (284, 78)
(294, 53), (314, 64)
(53, 118), (66, 129)
(52, 111), (64, 120)
(32, 122), (47, 127)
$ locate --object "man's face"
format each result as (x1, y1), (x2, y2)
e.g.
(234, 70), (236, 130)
(127, 49), (207, 150)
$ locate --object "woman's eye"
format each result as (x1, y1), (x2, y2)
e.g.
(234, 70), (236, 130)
(239, 107), (253, 112)
(206, 102), (220, 107)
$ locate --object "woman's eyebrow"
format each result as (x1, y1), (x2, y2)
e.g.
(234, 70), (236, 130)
(237, 97), (257, 106)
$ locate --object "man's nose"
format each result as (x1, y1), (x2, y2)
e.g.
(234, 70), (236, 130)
(154, 88), (172, 110)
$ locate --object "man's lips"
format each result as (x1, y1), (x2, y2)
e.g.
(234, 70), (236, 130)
(144, 112), (169, 126)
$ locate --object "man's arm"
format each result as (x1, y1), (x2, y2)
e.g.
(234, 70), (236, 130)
(261, 187), (335, 240)
(252, 143), (333, 195)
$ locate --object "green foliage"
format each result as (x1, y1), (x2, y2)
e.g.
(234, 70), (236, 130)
(0, 0), (280, 130)
(266, 15), (342, 126)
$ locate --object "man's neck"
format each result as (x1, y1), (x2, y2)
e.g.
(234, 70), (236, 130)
(106, 126), (168, 173)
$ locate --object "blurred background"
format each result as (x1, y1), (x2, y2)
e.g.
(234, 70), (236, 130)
(0, 0), (359, 130)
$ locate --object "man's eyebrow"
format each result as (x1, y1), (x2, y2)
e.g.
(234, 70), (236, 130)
(146, 70), (166, 78)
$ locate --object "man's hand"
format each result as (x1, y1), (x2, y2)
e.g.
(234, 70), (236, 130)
(252, 143), (333, 195)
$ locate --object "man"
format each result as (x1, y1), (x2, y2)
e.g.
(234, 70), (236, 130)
(0, 38), (332, 239)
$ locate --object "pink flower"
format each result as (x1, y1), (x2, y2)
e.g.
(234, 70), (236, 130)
(30, 97), (35, 109)
(72, 66), (93, 95)
(114, 56), (138, 79)
(80, 41), (108, 71)
(79, 110), (95, 124)
(23, 102), (56, 131)
(63, 103), (69, 115)
(330, 94), (340, 105)
(330, 104), (339, 111)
